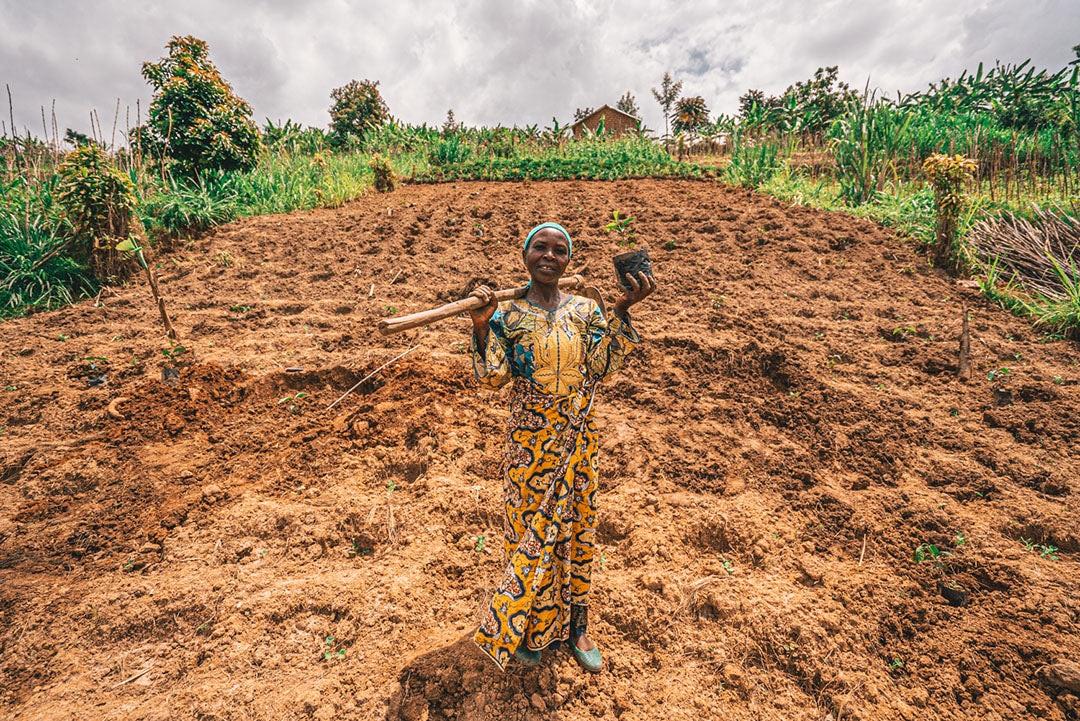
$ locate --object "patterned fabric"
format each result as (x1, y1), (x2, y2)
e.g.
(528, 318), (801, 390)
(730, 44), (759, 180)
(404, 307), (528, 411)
(471, 294), (639, 670)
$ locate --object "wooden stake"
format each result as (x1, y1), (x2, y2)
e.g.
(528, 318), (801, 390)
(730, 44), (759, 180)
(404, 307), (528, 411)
(958, 303), (971, 382)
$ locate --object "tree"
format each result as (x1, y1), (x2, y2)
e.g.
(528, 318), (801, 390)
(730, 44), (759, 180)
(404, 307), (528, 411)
(63, 128), (97, 148)
(573, 107), (595, 122)
(673, 96), (709, 133)
(329, 79), (389, 144)
(651, 72), (683, 137)
(442, 109), (460, 136)
(738, 89), (768, 117)
(781, 66), (856, 133)
(140, 36), (261, 174)
(616, 91), (640, 118)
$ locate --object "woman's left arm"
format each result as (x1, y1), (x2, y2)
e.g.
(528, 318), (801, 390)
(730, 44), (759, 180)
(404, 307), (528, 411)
(585, 271), (656, 382)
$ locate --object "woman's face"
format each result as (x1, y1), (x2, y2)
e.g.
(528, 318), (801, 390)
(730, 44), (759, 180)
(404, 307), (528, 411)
(523, 228), (570, 284)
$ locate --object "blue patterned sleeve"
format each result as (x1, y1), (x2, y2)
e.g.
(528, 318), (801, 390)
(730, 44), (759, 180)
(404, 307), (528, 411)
(471, 307), (512, 389)
(584, 301), (641, 382)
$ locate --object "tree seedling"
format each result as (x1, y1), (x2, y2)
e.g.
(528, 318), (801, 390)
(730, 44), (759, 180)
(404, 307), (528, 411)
(913, 543), (952, 577)
(162, 339), (186, 360)
(604, 210), (636, 247)
(277, 392), (309, 414)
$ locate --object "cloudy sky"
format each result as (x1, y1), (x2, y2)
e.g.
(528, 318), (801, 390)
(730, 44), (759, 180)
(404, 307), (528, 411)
(2, 0), (1078, 142)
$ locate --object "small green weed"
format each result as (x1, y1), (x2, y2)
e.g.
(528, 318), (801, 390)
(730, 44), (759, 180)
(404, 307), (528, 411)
(277, 391), (309, 413)
(987, 367), (1011, 382)
(323, 637), (345, 661)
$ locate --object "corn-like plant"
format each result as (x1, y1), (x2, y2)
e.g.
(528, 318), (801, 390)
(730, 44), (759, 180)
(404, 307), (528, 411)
(828, 90), (911, 205)
(725, 129), (781, 188)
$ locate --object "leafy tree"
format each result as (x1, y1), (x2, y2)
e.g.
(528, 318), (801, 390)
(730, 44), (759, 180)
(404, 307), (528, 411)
(573, 107), (595, 122)
(140, 36), (261, 174)
(673, 96), (709, 133)
(329, 79), (389, 144)
(651, 72), (683, 136)
(442, 109), (460, 136)
(781, 66), (856, 133)
(738, 89), (769, 118)
(616, 91), (640, 118)
(63, 129), (97, 148)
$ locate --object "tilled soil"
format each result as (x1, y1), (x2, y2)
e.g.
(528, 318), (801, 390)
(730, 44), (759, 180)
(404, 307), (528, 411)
(1, 179), (1078, 721)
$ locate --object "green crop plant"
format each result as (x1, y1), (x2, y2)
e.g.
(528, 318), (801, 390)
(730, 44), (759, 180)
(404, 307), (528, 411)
(277, 391), (309, 414)
(828, 89), (911, 205)
(139, 36), (261, 174)
(323, 637), (345, 661)
(725, 129), (781, 188)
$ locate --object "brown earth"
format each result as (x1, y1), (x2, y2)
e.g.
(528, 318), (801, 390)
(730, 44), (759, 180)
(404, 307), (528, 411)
(1, 179), (1079, 721)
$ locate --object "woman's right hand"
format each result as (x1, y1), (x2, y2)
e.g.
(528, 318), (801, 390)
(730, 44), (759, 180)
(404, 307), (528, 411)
(468, 285), (498, 334)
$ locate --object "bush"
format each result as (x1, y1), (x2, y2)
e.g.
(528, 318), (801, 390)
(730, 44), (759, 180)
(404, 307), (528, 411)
(56, 145), (140, 279)
(140, 36), (261, 175)
(329, 79), (389, 144)
(369, 154), (396, 193)
(922, 154), (976, 270)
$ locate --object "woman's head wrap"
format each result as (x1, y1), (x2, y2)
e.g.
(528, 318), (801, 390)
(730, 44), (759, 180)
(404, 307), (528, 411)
(524, 222), (572, 258)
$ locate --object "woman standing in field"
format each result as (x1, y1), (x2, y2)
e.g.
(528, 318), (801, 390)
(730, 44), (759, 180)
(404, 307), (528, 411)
(468, 222), (656, 673)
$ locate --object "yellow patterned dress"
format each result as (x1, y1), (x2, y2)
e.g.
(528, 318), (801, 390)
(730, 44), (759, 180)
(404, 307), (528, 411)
(471, 293), (639, 670)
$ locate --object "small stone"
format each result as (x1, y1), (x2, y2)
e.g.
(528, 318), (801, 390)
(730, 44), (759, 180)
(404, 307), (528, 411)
(529, 692), (546, 711)
(202, 485), (222, 502)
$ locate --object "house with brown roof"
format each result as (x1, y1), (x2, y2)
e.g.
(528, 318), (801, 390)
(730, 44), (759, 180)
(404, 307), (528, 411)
(570, 105), (641, 138)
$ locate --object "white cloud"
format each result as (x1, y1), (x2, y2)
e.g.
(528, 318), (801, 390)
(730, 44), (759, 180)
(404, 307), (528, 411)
(1, 0), (1077, 142)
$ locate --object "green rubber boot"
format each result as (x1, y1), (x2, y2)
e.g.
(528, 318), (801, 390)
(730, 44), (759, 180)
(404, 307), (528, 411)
(571, 638), (603, 673)
(513, 646), (541, 667)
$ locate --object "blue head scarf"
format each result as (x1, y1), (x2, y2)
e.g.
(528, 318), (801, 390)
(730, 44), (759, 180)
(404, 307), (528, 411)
(523, 222), (572, 259)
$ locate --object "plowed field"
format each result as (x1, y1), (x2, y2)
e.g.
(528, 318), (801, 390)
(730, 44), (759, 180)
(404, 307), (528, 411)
(1, 179), (1078, 721)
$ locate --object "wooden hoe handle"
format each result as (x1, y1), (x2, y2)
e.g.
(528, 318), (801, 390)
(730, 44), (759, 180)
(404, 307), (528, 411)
(377, 274), (585, 336)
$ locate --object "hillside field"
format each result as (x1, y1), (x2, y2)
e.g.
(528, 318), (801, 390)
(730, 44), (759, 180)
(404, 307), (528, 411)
(1, 179), (1078, 721)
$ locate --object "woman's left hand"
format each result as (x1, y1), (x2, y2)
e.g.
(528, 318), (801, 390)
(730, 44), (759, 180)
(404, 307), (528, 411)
(613, 271), (657, 318)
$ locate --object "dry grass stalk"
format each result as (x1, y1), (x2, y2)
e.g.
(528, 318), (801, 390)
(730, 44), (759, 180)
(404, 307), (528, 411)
(969, 203), (1080, 299)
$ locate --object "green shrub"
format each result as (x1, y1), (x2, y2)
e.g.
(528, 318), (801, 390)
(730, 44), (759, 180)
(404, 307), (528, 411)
(922, 154), (976, 270)
(140, 36), (261, 175)
(369, 154), (396, 193)
(56, 145), (139, 279)
(329, 79), (389, 144)
(0, 176), (94, 314)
